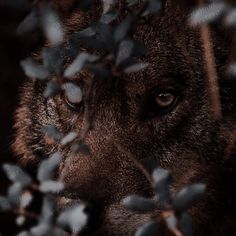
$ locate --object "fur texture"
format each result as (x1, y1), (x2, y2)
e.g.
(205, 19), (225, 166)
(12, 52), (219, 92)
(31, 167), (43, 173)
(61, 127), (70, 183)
(13, 1), (236, 235)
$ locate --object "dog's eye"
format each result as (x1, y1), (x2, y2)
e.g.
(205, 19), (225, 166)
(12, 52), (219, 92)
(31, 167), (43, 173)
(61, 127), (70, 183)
(64, 96), (84, 112)
(62, 82), (84, 112)
(155, 91), (177, 109)
(143, 89), (179, 119)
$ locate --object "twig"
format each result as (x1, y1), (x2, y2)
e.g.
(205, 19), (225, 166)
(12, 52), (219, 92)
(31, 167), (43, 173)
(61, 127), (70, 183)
(198, 0), (222, 120)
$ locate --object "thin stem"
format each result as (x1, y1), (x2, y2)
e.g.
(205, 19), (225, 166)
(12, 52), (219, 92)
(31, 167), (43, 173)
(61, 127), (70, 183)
(198, 0), (222, 120)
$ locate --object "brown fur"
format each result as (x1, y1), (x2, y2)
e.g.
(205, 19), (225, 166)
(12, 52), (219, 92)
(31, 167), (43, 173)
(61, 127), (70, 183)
(13, 1), (236, 235)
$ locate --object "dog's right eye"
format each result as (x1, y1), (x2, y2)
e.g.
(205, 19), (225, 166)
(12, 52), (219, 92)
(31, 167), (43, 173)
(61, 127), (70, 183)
(64, 96), (84, 112)
(62, 82), (84, 112)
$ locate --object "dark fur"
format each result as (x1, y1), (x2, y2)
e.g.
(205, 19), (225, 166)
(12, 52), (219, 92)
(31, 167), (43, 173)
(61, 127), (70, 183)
(13, 1), (236, 235)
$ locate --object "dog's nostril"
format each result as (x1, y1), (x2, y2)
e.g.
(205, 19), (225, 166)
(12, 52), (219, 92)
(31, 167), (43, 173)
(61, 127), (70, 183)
(82, 201), (104, 235)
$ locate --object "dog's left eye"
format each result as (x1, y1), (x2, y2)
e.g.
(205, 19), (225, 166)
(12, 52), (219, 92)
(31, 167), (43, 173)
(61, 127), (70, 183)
(155, 91), (177, 109)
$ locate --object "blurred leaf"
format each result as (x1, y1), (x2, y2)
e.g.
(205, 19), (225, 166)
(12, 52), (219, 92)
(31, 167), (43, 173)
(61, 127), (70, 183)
(39, 181), (64, 193)
(16, 216), (26, 226)
(7, 183), (23, 206)
(42, 45), (66, 75)
(173, 183), (206, 212)
(41, 125), (62, 141)
(20, 58), (50, 80)
(43, 81), (61, 99)
(116, 39), (134, 66)
(3, 164), (31, 186)
(142, 0), (162, 16)
(165, 215), (178, 234)
(122, 195), (156, 213)
(64, 52), (99, 78)
(0, 196), (11, 212)
(40, 196), (54, 223)
(57, 204), (88, 234)
(37, 152), (62, 182)
(124, 63), (149, 73)
(40, 3), (64, 45)
(114, 16), (133, 42)
(225, 8), (236, 25)
(30, 223), (52, 236)
(100, 10), (119, 24)
(152, 168), (172, 205)
(61, 132), (78, 146)
(135, 221), (159, 236)
(190, 2), (226, 26)
(17, 10), (39, 35)
(20, 191), (33, 208)
(180, 213), (193, 236)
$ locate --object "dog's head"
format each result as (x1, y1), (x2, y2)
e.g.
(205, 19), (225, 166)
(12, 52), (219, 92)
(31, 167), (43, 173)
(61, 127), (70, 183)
(13, 1), (236, 235)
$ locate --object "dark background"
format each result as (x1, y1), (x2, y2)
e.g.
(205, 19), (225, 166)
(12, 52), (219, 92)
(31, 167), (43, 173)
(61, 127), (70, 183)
(0, 5), (42, 235)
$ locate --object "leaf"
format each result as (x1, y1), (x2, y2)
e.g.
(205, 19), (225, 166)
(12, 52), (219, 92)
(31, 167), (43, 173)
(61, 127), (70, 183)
(17, 10), (39, 35)
(190, 2), (226, 26)
(20, 191), (33, 208)
(39, 181), (64, 193)
(43, 81), (61, 99)
(39, 196), (54, 224)
(62, 83), (83, 104)
(165, 215), (178, 233)
(57, 204), (88, 234)
(16, 231), (31, 236)
(41, 125), (62, 141)
(142, 0), (162, 16)
(114, 16), (133, 42)
(0, 196), (11, 212)
(173, 183), (206, 212)
(127, 0), (139, 7)
(122, 195), (156, 213)
(37, 152), (62, 182)
(30, 223), (52, 236)
(116, 39), (134, 66)
(16, 216), (26, 226)
(64, 52), (99, 78)
(124, 63), (149, 73)
(152, 168), (172, 205)
(135, 221), (159, 236)
(61, 132), (78, 146)
(7, 183), (23, 206)
(3, 164), (31, 186)
(42, 45), (66, 75)
(40, 4), (64, 45)
(225, 8), (236, 26)
(100, 10), (118, 24)
(20, 58), (50, 80)
(179, 213), (193, 236)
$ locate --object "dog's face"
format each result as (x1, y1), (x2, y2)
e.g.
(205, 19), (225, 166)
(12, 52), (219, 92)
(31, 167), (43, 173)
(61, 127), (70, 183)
(13, 1), (236, 235)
